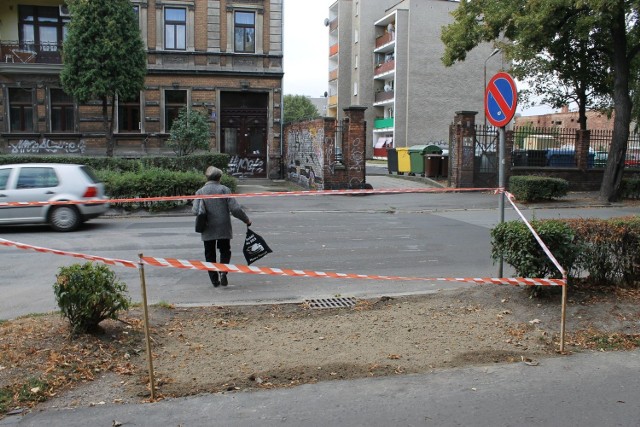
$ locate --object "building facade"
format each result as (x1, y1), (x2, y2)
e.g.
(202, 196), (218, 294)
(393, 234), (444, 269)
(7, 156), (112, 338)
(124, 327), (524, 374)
(327, 0), (502, 159)
(0, 0), (284, 178)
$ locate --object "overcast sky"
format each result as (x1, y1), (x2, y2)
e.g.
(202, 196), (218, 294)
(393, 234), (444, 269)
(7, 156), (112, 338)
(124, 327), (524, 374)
(281, 0), (553, 115)
(283, 0), (332, 97)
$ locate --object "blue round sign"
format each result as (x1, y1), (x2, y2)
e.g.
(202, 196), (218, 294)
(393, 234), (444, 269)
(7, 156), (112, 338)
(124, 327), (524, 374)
(485, 72), (517, 127)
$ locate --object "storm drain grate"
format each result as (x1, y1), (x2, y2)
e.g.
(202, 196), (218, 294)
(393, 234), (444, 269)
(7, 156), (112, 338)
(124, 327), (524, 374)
(305, 297), (357, 309)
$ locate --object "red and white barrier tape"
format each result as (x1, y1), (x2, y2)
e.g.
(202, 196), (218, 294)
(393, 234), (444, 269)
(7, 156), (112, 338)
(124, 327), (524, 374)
(0, 238), (138, 269)
(140, 256), (564, 286)
(504, 191), (566, 278)
(0, 237), (564, 286)
(0, 186), (500, 208)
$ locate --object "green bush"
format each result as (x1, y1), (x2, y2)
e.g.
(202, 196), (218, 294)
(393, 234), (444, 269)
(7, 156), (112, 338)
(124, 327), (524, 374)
(53, 262), (130, 334)
(491, 220), (579, 279)
(96, 168), (236, 211)
(0, 153), (230, 173)
(620, 177), (640, 199)
(508, 176), (569, 202)
(491, 217), (640, 288)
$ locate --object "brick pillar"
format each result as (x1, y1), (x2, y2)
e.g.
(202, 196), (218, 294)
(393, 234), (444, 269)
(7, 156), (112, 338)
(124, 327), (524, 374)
(342, 106), (367, 188)
(323, 107), (367, 189)
(450, 111), (477, 188)
(575, 130), (590, 170)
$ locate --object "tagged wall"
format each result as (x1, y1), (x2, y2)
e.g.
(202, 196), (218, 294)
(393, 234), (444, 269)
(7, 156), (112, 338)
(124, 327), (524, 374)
(284, 107), (368, 190)
(285, 119), (326, 189)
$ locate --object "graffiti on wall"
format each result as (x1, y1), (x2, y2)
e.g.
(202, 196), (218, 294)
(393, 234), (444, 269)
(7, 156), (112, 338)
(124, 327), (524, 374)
(286, 127), (324, 190)
(9, 138), (86, 155)
(228, 155), (265, 178)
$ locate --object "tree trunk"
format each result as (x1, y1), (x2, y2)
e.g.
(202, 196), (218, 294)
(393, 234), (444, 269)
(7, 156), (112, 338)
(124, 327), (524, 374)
(599, 11), (631, 203)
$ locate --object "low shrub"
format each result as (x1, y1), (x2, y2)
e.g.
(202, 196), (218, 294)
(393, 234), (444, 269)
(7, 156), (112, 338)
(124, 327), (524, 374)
(97, 168), (237, 211)
(620, 177), (640, 199)
(53, 262), (130, 334)
(492, 216), (640, 289)
(0, 153), (229, 174)
(490, 220), (579, 279)
(508, 176), (569, 202)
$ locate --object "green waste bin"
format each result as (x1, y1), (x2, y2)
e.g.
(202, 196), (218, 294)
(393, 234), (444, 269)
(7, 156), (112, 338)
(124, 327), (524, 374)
(408, 145), (431, 176)
(396, 147), (411, 175)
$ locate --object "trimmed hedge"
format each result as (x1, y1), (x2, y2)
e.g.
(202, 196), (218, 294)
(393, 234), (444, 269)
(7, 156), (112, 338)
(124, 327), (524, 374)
(508, 176), (569, 202)
(0, 153), (230, 173)
(491, 216), (640, 288)
(97, 168), (237, 211)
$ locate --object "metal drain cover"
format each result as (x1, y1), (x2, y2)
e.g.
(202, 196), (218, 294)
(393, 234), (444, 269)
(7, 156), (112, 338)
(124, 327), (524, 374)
(305, 297), (357, 309)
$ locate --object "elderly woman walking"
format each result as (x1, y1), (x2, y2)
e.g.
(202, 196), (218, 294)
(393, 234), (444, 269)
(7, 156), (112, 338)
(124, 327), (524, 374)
(192, 166), (251, 287)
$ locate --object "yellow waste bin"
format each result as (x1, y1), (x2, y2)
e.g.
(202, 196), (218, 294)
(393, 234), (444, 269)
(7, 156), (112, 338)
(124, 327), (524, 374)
(396, 147), (411, 175)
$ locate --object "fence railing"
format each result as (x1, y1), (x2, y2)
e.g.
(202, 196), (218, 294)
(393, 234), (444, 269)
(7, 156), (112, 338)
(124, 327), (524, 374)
(1, 41), (63, 64)
(511, 126), (640, 169)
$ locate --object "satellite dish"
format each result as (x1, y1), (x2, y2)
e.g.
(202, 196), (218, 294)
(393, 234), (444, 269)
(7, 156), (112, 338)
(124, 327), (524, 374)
(324, 91), (328, 97)
(324, 18), (330, 27)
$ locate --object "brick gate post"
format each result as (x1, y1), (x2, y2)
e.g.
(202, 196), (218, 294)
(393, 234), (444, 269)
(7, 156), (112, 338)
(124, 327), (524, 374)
(450, 111), (477, 188)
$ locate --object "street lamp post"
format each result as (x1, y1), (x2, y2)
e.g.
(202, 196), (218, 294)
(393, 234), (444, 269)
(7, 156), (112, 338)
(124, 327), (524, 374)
(483, 48), (501, 129)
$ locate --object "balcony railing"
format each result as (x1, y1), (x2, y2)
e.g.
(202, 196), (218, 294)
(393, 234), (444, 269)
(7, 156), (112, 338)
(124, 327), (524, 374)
(1, 41), (63, 64)
(374, 60), (395, 76)
(329, 43), (339, 57)
(328, 95), (337, 107)
(374, 91), (394, 103)
(375, 32), (394, 49)
(329, 68), (338, 81)
(329, 18), (338, 32)
(374, 117), (394, 129)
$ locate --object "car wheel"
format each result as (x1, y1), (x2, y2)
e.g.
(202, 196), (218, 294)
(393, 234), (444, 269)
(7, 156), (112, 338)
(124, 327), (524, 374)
(49, 206), (81, 232)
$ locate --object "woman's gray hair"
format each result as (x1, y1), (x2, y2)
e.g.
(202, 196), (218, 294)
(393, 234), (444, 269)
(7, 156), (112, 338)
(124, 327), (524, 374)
(205, 166), (223, 181)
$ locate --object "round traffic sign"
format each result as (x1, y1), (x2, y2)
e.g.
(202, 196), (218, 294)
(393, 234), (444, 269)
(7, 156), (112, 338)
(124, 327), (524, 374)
(485, 72), (517, 128)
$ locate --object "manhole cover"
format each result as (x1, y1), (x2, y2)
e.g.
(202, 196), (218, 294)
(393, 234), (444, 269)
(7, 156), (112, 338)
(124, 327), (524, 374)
(305, 297), (357, 309)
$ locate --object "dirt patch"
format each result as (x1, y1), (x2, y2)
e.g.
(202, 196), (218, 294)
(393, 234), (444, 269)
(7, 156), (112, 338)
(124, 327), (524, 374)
(2, 285), (639, 417)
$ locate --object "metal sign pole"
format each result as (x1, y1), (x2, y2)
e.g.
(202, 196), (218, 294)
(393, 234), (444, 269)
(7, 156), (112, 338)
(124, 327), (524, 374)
(498, 127), (505, 277)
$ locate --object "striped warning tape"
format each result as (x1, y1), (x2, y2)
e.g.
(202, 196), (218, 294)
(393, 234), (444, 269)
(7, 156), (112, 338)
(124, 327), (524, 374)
(0, 237), (564, 286)
(140, 256), (565, 286)
(0, 238), (138, 269)
(0, 186), (500, 208)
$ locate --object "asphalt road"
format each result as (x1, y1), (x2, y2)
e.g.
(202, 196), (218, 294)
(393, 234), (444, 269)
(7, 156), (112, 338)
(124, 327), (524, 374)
(1, 189), (637, 320)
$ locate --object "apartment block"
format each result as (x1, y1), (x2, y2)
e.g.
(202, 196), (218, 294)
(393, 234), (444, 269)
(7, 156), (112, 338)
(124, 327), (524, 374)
(0, 0), (284, 178)
(327, 0), (502, 159)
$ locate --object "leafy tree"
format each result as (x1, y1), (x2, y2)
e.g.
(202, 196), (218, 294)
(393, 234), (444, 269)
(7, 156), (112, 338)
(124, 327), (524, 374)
(283, 95), (320, 124)
(441, 0), (639, 202)
(61, 0), (146, 157)
(167, 108), (211, 156)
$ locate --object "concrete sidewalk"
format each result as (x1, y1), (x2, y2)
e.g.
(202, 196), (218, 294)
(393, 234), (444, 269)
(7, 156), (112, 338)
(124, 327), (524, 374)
(4, 349), (639, 426)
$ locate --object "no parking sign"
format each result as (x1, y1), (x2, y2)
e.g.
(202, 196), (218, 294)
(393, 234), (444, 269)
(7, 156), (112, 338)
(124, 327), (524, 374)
(485, 72), (517, 127)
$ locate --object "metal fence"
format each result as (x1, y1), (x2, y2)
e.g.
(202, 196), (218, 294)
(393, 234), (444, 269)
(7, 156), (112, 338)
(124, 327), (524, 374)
(512, 126), (640, 169)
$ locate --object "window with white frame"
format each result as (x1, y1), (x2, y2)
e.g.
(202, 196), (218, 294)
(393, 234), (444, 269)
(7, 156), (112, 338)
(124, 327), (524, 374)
(234, 11), (255, 53)
(164, 7), (186, 50)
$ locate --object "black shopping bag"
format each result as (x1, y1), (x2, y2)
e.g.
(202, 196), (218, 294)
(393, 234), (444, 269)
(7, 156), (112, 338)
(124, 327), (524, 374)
(243, 228), (272, 265)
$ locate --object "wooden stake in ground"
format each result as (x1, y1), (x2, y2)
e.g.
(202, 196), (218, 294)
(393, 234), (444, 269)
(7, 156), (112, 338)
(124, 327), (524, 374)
(138, 253), (156, 400)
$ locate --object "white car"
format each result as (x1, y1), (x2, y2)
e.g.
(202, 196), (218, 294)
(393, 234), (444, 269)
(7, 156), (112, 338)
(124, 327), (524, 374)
(0, 163), (109, 231)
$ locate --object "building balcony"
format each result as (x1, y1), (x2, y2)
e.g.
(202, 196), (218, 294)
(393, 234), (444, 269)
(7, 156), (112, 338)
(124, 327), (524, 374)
(328, 95), (338, 107)
(374, 117), (394, 129)
(375, 32), (395, 49)
(329, 68), (338, 81)
(374, 60), (395, 76)
(329, 18), (338, 32)
(0, 41), (63, 65)
(374, 90), (394, 104)
(329, 43), (339, 57)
